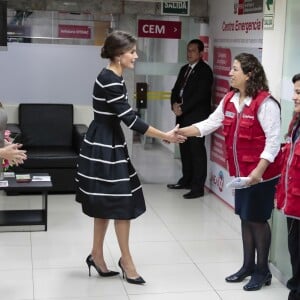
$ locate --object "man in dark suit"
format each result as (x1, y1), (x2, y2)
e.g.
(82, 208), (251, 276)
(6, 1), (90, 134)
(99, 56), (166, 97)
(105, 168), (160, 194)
(167, 39), (213, 199)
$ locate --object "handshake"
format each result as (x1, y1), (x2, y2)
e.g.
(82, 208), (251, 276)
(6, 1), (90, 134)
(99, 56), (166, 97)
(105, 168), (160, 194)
(163, 124), (187, 144)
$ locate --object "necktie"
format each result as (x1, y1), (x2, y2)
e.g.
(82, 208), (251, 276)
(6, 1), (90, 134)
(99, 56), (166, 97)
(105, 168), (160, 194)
(178, 66), (192, 104)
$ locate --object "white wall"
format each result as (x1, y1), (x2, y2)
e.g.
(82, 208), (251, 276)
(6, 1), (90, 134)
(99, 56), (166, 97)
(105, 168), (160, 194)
(262, 1), (286, 101)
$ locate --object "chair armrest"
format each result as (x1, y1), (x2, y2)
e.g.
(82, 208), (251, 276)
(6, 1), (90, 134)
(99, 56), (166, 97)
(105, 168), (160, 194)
(6, 123), (22, 143)
(73, 124), (88, 153)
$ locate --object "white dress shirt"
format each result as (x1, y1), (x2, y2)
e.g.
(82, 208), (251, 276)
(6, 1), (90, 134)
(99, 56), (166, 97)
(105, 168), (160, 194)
(193, 92), (281, 163)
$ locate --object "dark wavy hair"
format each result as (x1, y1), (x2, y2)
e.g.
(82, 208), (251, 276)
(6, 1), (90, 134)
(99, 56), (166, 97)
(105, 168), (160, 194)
(287, 73), (300, 137)
(101, 30), (136, 60)
(232, 53), (269, 98)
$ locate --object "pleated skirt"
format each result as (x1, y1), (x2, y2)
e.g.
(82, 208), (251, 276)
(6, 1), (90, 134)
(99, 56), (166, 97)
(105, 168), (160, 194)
(75, 120), (146, 220)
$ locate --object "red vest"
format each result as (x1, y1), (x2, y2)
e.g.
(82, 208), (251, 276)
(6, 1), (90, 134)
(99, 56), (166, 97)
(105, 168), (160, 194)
(276, 124), (300, 218)
(222, 90), (281, 179)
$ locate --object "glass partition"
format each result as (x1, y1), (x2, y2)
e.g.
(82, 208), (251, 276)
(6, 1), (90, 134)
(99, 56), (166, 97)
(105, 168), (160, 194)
(7, 9), (111, 45)
(134, 16), (204, 152)
(270, 0), (300, 282)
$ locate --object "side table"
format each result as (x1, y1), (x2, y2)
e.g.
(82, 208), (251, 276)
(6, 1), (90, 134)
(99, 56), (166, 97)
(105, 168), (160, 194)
(0, 173), (52, 231)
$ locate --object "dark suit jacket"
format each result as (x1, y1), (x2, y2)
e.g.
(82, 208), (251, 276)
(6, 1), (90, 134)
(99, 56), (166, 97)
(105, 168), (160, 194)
(171, 60), (213, 127)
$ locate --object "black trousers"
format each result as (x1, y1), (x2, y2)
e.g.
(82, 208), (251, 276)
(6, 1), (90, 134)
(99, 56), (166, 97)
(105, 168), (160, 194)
(287, 217), (300, 292)
(178, 136), (207, 192)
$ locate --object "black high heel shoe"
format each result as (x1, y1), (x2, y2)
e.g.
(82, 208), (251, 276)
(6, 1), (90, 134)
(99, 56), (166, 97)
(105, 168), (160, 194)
(243, 271), (272, 291)
(118, 258), (146, 285)
(225, 267), (254, 283)
(86, 255), (119, 277)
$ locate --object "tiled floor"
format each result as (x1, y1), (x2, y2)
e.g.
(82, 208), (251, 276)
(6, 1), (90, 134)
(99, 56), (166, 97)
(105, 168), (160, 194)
(0, 143), (289, 299)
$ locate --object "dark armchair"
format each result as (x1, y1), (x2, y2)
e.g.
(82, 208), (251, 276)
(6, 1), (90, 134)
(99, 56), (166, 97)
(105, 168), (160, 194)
(7, 103), (88, 193)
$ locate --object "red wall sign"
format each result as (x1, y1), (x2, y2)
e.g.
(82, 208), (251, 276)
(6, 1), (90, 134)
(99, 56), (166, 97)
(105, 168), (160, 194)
(199, 35), (209, 62)
(214, 78), (230, 106)
(213, 47), (232, 76)
(58, 25), (91, 39)
(138, 19), (181, 39)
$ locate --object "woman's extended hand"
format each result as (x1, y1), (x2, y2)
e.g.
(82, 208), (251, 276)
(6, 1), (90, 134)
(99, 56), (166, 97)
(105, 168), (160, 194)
(0, 143), (27, 166)
(164, 124), (187, 144)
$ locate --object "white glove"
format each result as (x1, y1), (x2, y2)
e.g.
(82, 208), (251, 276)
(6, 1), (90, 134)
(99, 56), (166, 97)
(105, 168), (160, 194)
(226, 177), (250, 189)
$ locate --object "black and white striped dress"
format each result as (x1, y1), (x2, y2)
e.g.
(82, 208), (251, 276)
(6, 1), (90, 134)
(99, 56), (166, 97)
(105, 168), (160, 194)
(75, 68), (149, 220)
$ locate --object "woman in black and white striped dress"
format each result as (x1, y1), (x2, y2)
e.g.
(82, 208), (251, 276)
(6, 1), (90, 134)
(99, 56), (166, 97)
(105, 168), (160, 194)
(76, 30), (185, 284)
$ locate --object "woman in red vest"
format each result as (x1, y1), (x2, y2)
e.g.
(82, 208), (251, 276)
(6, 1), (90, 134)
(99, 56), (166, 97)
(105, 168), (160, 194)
(178, 53), (281, 291)
(276, 73), (300, 300)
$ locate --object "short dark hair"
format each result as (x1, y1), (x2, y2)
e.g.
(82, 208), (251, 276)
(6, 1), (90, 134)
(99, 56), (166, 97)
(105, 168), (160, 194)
(188, 39), (204, 52)
(233, 53), (269, 97)
(292, 73), (300, 84)
(101, 30), (137, 60)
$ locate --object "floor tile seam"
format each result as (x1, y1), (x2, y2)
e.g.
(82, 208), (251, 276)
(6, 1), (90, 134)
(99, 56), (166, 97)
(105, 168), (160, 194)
(156, 219), (240, 227)
(33, 297), (123, 300)
(201, 287), (223, 300)
(127, 290), (213, 295)
(177, 237), (241, 242)
(31, 239), (93, 243)
(214, 285), (281, 292)
(125, 289), (218, 297)
(0, 266), (35, 271)
(0, 243), (32, 247)
(126, 262), (201, 267)
(190, 259), (244, 265)
(31, 265), (110, 270)
(105, 238), (241, 244)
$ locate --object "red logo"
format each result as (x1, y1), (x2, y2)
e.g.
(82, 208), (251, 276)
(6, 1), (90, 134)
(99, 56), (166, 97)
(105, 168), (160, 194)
(210, 171), (225, 192)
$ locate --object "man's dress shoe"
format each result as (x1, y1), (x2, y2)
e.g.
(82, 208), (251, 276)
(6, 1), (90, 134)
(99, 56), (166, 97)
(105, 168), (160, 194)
(288, 290), (300, 300)
(287, 277), (298, 290)
(167, 183), (188, 189)
(183, 191), (204, 199)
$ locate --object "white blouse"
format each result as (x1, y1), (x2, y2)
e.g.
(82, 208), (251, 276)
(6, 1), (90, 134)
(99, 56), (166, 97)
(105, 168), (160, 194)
(193, 92), (281, 163)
